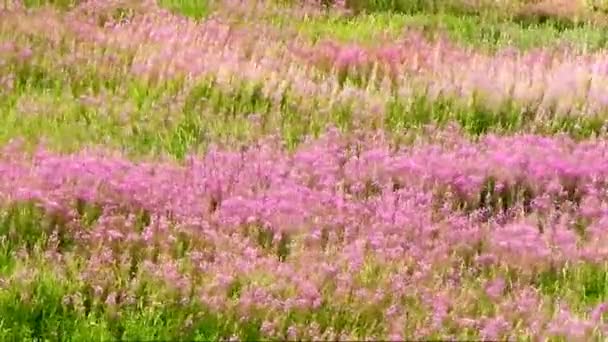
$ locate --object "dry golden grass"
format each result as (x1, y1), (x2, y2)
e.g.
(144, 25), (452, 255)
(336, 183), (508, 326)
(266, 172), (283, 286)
(339, 0), (608, 26)
(520, 0), (585, 17)
(510, 0), (608, 26)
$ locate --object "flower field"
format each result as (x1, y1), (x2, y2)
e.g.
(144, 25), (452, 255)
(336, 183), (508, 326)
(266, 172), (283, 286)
(3, 0), (608, 340)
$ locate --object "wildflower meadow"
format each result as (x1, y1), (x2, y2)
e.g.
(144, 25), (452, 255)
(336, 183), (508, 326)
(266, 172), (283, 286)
(2, 0), (608, 340)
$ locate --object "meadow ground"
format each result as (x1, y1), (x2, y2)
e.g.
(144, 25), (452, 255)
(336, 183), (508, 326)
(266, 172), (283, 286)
(2, 0), (608, 340)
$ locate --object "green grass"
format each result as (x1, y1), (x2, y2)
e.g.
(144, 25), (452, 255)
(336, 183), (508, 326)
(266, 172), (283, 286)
(21, 0), (79, 9)
(0, 259), (227, 341)
(284, 11), (608, 51)
(534, 264), (608, 311)
(157, 0), (211, 20)
(2, 66), (607, 159)
(17, 0), (213, 20)
(387, 93), (607, 139)
(342, 0), (496, 16)
(151, 0), (608, 50)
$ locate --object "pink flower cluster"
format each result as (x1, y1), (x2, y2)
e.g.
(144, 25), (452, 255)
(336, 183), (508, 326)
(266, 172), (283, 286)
(4, 3), (608, 121)
(2, 2), (608, 339)
(1, 129), (608, 338)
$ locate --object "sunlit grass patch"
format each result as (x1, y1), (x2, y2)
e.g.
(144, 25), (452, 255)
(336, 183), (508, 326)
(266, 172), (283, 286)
(288, 11), (608, 50)
(534, 264), (608, 308)
(157, 0), (211, 20)
(21, 0), (79, 10)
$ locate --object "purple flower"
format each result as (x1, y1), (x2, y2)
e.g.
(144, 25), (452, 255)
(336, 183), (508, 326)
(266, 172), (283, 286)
(485, 277), (506, 300)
